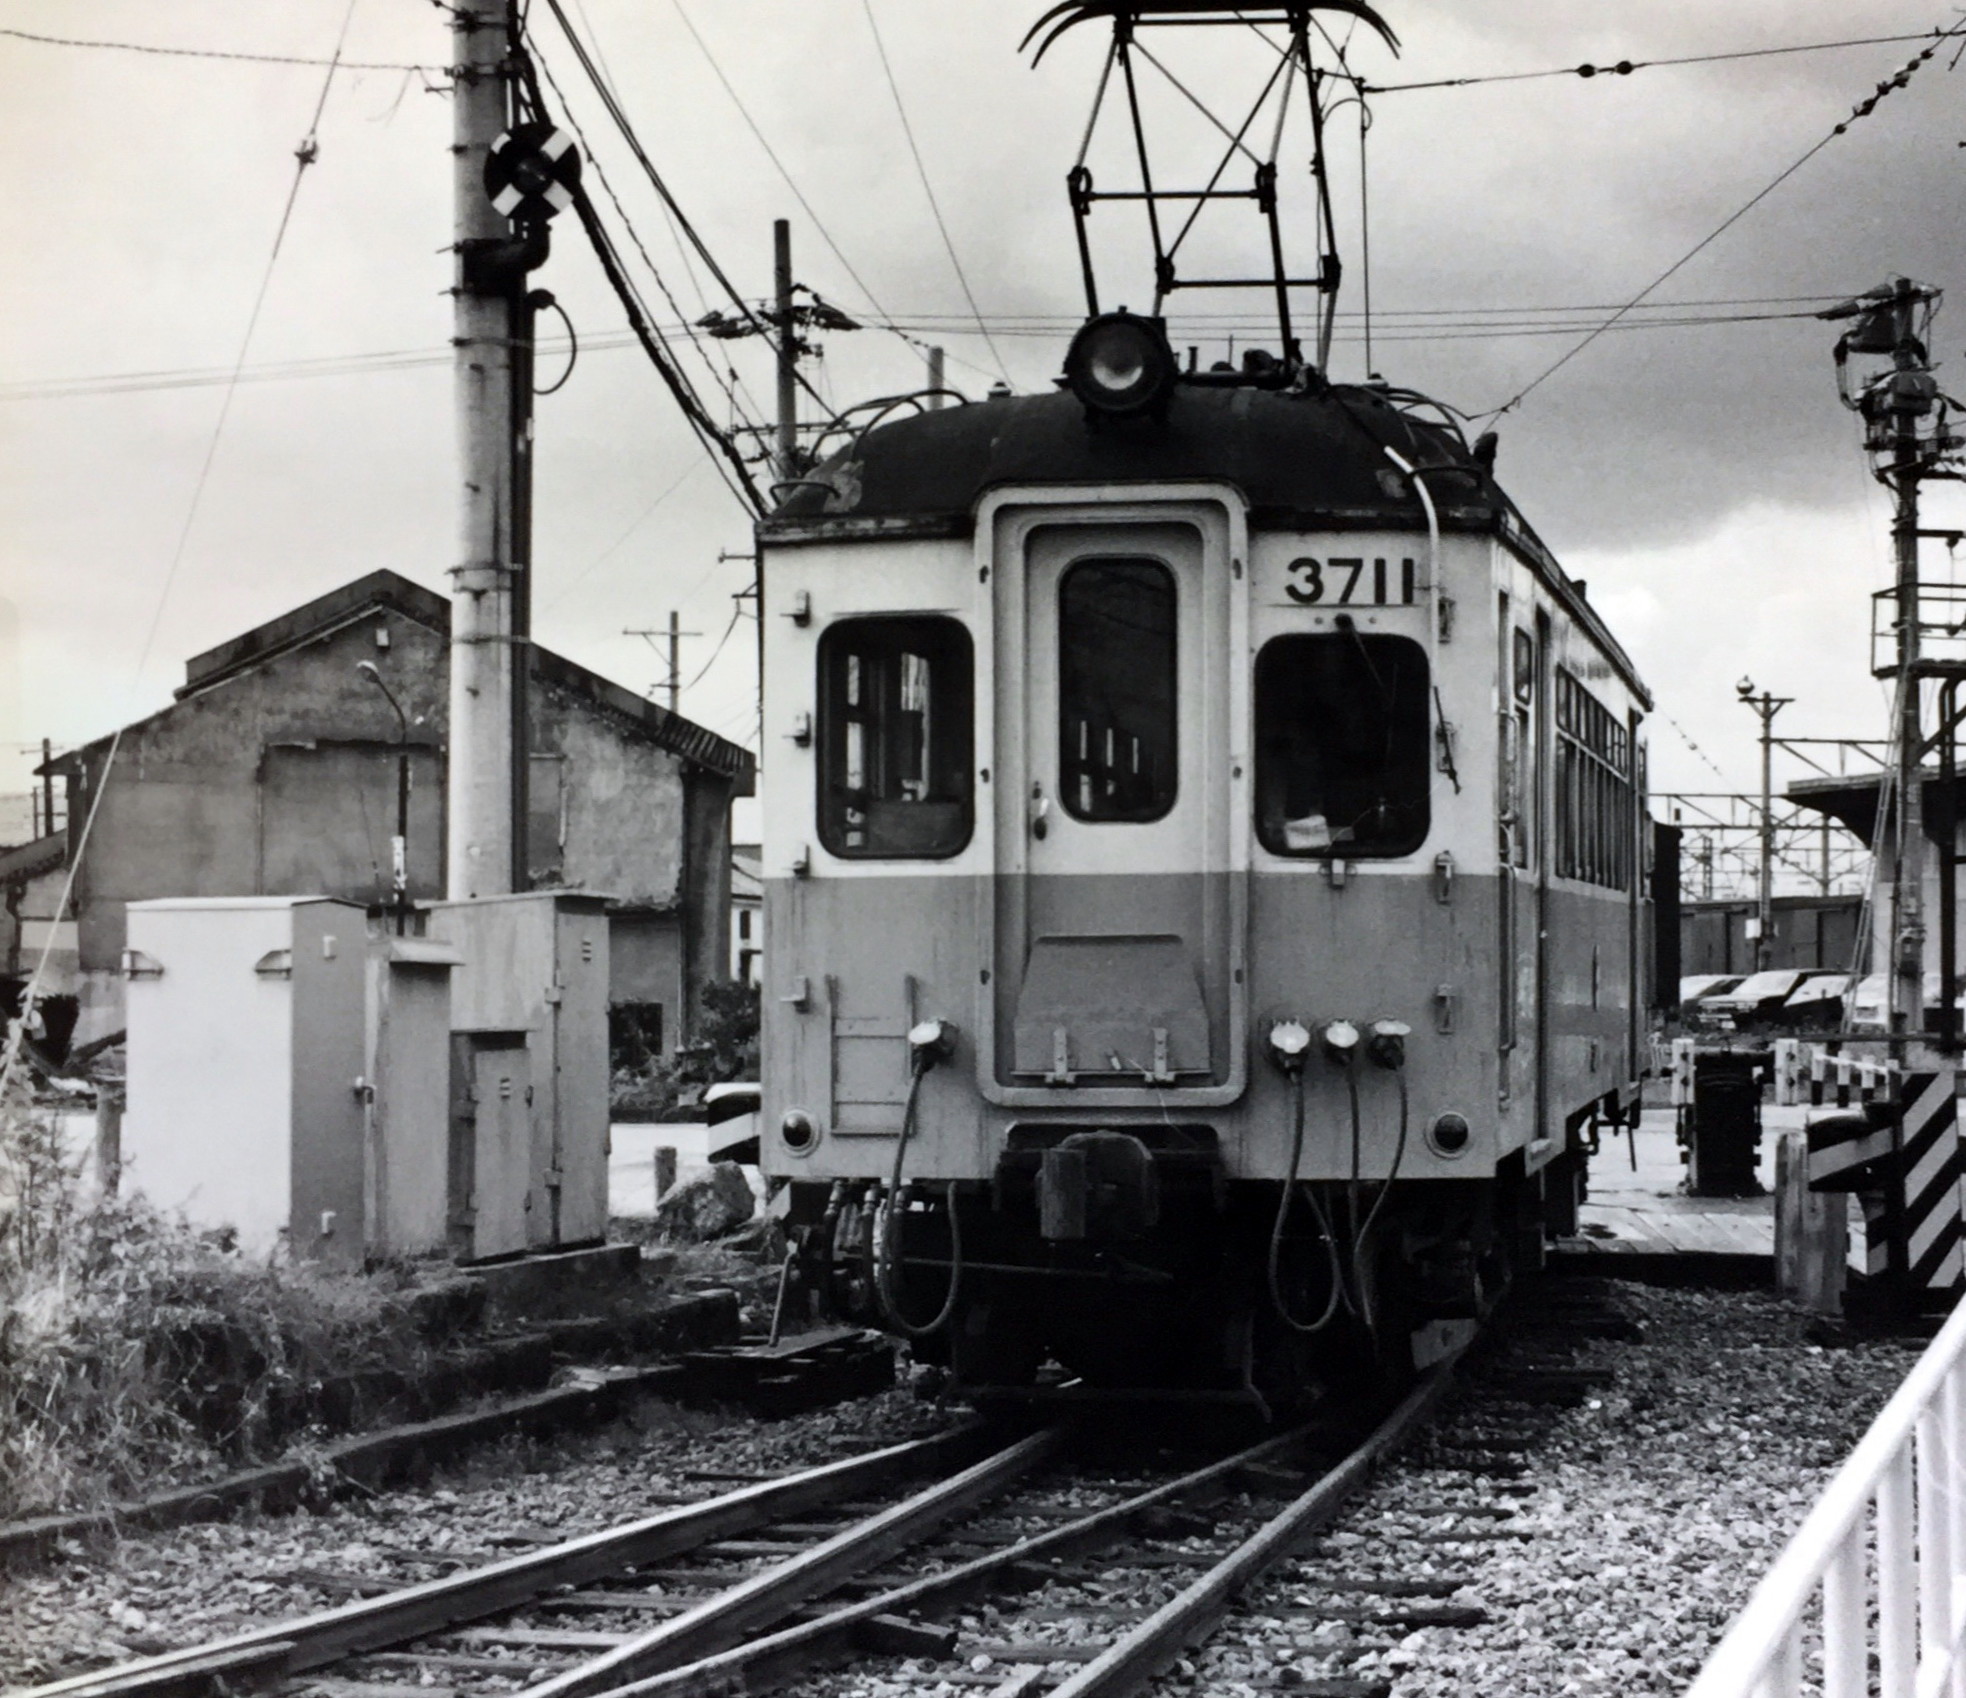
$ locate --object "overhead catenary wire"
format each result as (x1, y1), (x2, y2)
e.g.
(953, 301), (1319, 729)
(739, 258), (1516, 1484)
(0, 296), (1858, 403)
(1363, 28), (1953, 95)
(0, 23), (434, 73)
(0, 0), (364, 1100)
(859, 0), (1014, 388)
(1476, 26), (1963, 422)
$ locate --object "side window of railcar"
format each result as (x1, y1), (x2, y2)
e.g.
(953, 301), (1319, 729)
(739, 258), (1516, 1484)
(817, 617), (974, 858)
(1059, 558), (1178, 823)
(1254, 629), (1431, 857)
(1554, 668), (1633, 888)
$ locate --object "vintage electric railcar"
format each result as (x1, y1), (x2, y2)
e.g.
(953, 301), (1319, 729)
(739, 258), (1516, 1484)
(756, 320), (1651, 1405)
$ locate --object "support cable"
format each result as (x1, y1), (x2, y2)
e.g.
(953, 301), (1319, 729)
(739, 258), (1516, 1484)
(525, 43), (772, 438)
(859, 0), (1013, 387)
(570, 188), (765, 514)
(680, 601), (747, 697)
(535, 0), (838, 421)
(0, 23), (428, 72)
(1478, 27), (1962, 422)
(511, 32), (765, 511)
(669, 0), (891, 320)
(0, 0), (363, 1099)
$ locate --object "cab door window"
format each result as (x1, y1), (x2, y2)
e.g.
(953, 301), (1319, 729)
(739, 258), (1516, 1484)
(1058, 558), (1178, 822)
(1255, 628), (1430, 856)
(817, 617), (973, 857)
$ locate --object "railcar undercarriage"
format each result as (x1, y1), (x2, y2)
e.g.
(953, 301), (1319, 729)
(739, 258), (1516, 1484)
(774, 1140), (1577, 1413)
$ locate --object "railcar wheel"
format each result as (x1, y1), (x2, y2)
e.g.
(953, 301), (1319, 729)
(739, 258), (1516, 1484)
(949, 1293), (1044, 1387)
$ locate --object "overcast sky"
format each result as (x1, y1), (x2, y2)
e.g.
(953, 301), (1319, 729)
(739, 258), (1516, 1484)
(3, 0), (1963, 876)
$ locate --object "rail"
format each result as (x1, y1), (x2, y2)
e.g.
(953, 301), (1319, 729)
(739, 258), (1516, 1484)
(1685, 1295), (1966, 1698)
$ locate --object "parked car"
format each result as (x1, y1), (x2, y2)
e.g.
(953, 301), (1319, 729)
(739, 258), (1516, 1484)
(1768, 972), (1850, 1030)
(1694, 968), (1843, 1033)
(1677, 974), (1743, 1022)
(1845, 973), (1966, 1033)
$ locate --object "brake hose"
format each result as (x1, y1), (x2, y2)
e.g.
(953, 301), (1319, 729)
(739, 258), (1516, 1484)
(874, 1058), (963, 1338)
(1351, 1066), (1411, 1337)
(1267, 1066), (1349, 1333)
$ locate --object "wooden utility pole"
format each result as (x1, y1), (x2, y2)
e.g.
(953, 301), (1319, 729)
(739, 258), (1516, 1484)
(1737, 682), (1792, 972)
(926, 345), (945, 407)
(448, 4), (522, 899)
(625, 617), (701, 713)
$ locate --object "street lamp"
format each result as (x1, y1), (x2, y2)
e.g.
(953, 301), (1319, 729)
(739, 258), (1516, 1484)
(357, 662), (413, 935)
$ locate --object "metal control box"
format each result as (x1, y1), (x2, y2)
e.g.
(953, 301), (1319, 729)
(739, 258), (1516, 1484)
(429, 892), (611, 1255)
(123, 897), (369, 1262)
(365, 935), (463, 1256)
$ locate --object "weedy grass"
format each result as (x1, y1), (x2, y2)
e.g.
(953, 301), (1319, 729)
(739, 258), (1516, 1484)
(0, 1080), (417, 1521)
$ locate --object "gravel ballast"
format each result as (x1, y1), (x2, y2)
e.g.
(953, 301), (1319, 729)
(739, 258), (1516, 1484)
(0, 1385), (952, 1690)
(1201, 1281), (1923, 1697)
(0, 1281), (1929, 1698)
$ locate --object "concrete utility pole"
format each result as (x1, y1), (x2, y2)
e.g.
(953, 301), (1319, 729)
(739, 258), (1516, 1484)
(449, 4), (520, 900)
(448, 7), (565, 896)
(774, 219), (798, 485)
(1736, 680), (1793, 972)
(926, 345), (945, 407)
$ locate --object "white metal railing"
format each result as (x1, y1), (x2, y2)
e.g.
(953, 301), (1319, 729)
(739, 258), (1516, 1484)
(1686, 1295), (1966, 1697)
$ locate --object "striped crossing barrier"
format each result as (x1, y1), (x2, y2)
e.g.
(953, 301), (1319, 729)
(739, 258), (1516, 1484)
(1771, 1040), (1900, 1108)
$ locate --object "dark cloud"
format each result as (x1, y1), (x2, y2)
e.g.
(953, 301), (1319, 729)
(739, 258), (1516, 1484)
(3, 0), (1960, 802)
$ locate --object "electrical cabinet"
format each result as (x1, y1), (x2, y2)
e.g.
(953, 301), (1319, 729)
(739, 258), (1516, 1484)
(123, 897), (369, 1262)
(429, 892), (611, 1255)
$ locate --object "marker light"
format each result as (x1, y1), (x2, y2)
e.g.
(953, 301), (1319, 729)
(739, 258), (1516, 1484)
(1267, 1019), (1313, 1073)
(780, 1109), (818, 1154)
(1367, 1019), (1412, 1071)
(1320, 1020), (1361, 1065)
(1063, 312), (1177, 417)
(908, 1018), (958, 1064)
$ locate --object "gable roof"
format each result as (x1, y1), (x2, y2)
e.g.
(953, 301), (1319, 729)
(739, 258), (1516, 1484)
(48, 569), (754, 785)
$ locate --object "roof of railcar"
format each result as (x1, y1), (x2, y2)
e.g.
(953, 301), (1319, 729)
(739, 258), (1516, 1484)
(760, 381), (1649, 707)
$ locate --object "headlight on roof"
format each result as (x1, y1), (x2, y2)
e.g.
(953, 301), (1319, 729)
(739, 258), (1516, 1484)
(1064, 311), (1177, 417)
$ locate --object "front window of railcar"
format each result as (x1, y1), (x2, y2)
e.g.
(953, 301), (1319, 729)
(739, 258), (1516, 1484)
(1255, 628), (1431, 857)
(818, 616), (973, 857)
(1059, 557), (1178, 822)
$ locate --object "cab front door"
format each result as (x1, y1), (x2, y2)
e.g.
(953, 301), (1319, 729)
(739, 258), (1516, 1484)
(985, 497), (1246, 1107)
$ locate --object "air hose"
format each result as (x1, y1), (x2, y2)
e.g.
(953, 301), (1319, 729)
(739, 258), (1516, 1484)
(1351, 1051), (1412, 1337)
(1267, 1063), (1349, 1333)
(874, 1045), (963, 1339)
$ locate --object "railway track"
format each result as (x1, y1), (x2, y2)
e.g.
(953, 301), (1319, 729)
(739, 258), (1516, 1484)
(16, 1276), (1643, 1698)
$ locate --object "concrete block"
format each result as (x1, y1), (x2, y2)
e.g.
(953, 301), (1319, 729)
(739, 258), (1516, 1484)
(1776, 1129), (1847, 1313)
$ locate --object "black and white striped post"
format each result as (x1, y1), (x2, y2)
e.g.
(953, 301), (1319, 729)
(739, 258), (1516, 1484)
(1800, 1057), (1962, 1314)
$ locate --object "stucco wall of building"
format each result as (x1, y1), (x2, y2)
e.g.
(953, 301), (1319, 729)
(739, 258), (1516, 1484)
(55, 588), (740, 1047)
